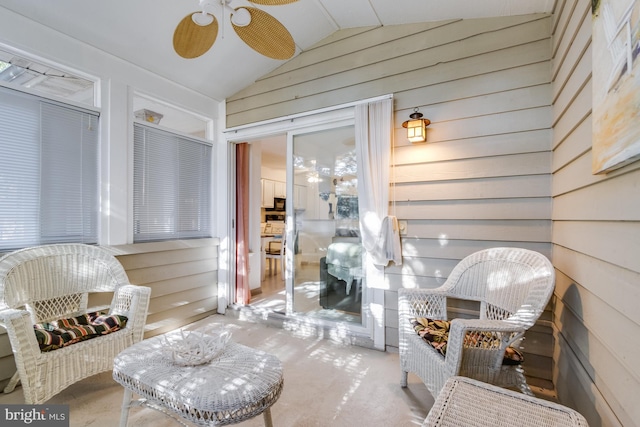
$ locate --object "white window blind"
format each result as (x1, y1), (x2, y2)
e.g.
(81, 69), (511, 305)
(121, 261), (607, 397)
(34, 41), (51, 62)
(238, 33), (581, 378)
(0, 86), (99, 251)
(133, 123), (212, 242)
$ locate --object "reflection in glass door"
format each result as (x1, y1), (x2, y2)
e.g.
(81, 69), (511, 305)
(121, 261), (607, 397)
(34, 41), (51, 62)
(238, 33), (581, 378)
(289, 125), (363, 323)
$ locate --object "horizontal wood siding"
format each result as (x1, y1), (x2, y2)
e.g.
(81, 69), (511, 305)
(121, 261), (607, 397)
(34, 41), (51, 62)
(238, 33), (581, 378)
(551, 0), (640, 426)
(109, 239), (220, 338)
(0, 333), (15, 390)
(227, 15), (552, 127)
(228, 15), (554, 385)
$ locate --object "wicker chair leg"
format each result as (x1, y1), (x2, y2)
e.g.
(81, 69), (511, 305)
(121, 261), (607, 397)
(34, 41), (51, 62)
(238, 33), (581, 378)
(118, 388), (133, 427)
(517, 379), (535, 396)
(263, 408), (274, 427)
(3, 371), (20, 393)
(401, 370), (408, 387)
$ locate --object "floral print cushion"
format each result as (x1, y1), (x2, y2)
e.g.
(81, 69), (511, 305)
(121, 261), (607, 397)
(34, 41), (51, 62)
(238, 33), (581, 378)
(34, 311), (128, 352)
(409, 317), (524, 365)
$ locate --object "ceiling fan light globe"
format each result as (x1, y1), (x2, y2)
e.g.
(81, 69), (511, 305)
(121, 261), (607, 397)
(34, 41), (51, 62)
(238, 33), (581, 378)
(231, 8), (251, 27)
(192, 12), (214, 26)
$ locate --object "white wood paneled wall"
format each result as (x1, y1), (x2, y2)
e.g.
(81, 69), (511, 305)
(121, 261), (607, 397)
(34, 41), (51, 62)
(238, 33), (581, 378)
(109, 239), (220, 338)
(228, 15), (555, 384)
(551, 0), (640, 426)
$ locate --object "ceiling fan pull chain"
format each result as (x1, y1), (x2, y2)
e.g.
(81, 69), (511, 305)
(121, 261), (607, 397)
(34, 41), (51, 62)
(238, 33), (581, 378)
(221, 1), (226, 39)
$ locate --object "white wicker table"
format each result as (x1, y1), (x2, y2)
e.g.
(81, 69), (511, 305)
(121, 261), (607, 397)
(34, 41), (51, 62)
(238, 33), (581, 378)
(112, 333), (284, 426)
(423, 376), (589, 427)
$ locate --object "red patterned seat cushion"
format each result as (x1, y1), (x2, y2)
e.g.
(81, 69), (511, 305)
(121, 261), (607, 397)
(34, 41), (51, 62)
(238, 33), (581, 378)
(34, 311), (128, 352)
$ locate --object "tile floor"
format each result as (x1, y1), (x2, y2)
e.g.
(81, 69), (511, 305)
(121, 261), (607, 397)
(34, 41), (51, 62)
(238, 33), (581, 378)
(0, 313), (434, 427)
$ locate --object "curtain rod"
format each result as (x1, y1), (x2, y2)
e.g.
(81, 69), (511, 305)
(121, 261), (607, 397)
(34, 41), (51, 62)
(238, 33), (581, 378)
(224, 93), (393, 134)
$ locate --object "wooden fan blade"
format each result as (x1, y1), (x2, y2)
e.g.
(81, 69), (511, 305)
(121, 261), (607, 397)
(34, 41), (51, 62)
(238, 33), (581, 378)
(232, 7), (295, 60)
(173, 13), (218, 59)
(249, 0), (298, 4)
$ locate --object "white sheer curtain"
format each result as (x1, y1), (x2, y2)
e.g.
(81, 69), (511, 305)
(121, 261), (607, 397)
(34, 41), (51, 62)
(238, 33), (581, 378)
(356, 97), (402, 267)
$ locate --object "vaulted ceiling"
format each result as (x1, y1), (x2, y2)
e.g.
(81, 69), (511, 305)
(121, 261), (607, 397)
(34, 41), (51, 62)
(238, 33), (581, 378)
(0, 0), (556, 101)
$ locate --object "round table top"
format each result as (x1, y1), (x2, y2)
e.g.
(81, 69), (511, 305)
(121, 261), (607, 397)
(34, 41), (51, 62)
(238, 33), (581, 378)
(113, 332), (284, 426)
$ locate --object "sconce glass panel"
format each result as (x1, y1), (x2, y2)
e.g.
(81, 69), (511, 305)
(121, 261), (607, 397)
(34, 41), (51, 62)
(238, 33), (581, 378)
(407, 119), (426, 143)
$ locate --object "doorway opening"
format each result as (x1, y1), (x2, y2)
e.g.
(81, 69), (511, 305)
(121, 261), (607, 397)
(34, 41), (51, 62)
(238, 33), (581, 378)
(246, 126), (363, 325)
(225, 96), (394, 350)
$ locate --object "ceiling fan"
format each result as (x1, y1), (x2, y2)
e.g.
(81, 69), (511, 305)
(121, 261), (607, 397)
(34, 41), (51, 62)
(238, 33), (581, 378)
(173, 0), (297, 60)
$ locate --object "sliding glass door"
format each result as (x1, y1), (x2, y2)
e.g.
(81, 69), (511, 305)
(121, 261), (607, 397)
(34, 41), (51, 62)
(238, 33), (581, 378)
(286, 124), (363, 323)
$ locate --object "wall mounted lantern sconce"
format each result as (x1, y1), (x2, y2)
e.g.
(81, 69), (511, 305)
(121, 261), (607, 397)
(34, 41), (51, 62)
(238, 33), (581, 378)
(402, 107), (430, 143)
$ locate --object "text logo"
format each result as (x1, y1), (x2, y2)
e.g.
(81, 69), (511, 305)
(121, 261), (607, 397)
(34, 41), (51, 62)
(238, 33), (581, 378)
(1, 405), (69, 426)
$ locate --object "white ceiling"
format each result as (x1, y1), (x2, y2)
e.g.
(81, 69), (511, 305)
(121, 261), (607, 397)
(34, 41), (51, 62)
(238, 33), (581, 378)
(0, 0), (556, 102)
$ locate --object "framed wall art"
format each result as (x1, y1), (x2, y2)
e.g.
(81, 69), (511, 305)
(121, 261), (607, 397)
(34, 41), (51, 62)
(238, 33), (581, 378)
(592, 0), (640, 173)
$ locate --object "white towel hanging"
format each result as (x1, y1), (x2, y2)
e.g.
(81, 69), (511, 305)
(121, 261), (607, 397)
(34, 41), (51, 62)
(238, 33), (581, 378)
(370, 215), (402, 266)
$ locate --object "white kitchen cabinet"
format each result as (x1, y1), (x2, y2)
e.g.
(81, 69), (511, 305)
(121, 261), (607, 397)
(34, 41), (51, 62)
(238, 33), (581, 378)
(261, 179), (274, 208)
(273, 181), (286, 198)
(263, 179), (301, 209)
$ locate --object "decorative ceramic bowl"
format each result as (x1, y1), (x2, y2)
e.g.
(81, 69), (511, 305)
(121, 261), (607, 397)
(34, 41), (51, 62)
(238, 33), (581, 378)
(163, 329), (232, 366)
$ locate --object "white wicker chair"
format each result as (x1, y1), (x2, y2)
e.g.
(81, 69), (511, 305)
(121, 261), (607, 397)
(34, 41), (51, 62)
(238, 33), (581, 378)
(399, 247), (555, 398)
(423, 376), (588, 427)
(0, 244), (151, 404)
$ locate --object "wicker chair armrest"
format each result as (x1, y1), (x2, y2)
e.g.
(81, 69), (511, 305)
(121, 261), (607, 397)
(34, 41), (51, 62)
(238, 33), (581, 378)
(450, 318), (527, 334)
(0, 308), (31, 328)
(0, 308), (41, 365)
(0, 307), (26, 320)
(446, 319), (527, 371)
(111, 284), (151, 341)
